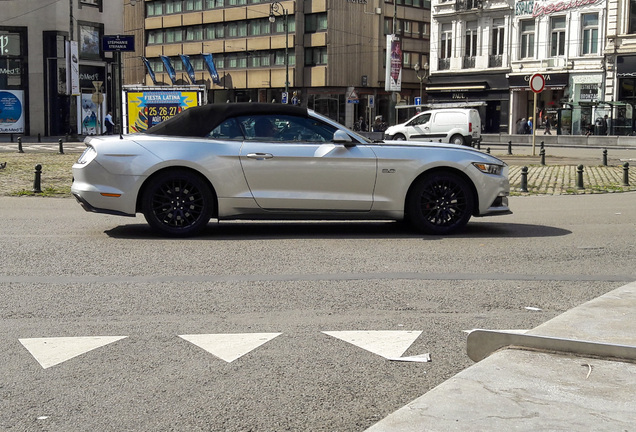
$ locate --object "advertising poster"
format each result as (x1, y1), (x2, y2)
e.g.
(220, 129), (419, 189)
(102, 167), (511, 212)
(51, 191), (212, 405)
(0, 90), (25, 133)
(81, 93), (106, 136)
(385, 35), (402, 92)
(126, 89), (199, 133)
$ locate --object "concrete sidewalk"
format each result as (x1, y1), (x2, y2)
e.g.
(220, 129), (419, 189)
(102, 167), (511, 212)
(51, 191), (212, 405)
(366, 281), (636, 431)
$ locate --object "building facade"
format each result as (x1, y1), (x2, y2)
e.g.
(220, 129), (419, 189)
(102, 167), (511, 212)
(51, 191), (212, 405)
(1, 0), (124, 137)
(429, 0), (636, 135)
(123, 0), (431, 128)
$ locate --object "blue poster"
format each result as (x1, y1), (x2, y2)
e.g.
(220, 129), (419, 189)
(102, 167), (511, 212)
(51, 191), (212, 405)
(0, 90), (24, 133)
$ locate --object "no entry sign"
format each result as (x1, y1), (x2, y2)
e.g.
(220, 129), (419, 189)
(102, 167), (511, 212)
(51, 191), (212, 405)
(529, 73), (545, 93)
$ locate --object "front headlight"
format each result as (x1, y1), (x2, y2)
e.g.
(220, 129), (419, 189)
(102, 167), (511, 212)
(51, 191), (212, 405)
(76, 146), (97, 164)
(472, 162), (504, 175)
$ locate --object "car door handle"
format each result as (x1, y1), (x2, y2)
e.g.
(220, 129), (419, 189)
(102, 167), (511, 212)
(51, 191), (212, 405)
(247, 153), (274, 160)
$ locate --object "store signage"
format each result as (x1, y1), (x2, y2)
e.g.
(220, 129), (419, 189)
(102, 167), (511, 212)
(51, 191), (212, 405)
(0, 32), (21, 56)
(515, 0), (601, 17)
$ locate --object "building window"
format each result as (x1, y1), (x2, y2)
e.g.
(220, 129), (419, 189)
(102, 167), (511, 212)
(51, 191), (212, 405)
(148, 30), (164, 44)
(205, 0), (225, 8)
(305, 13), (327, 33)
(147, 1), (164, 16)
(166, 0), (183, 14)
(165, 28), (184, 43)
(227, 21), (248, 37)
(185, 0), (204, 11)
(550, 16), (566, 57)
(631, 0), (636, 33)
(581, 14), (598, 55)
(186, 26), (203, 41)
(491, 19), (504, 56)
(205, 23), (225, 39)
(305, 47), (327, 66)
(464, 21), (478, 57)
(520, 20), (535, 59)
(440, 23), (452, 59)
(250, 18), (271, 36)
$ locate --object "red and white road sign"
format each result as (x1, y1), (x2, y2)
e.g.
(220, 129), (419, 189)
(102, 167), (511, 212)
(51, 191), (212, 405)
(529, 73), (545, 93)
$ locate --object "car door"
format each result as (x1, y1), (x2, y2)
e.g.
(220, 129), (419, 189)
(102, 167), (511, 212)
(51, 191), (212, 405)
(406, 112), (432, 140)
(238, 114), (377, 211)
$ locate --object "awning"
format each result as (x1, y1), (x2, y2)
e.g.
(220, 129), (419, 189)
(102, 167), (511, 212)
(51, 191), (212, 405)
(426, 84), (487, 92)
(425, 101), (487, 108)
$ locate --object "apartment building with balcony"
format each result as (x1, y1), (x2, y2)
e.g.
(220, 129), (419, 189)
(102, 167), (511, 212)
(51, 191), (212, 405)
(428, 0), (513, 133)
(123, 0), (430, 128)
(427, 0), (636, 135)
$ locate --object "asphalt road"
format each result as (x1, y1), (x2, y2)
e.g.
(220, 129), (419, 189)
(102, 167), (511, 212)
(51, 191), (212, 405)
(1, 194), (635, 431)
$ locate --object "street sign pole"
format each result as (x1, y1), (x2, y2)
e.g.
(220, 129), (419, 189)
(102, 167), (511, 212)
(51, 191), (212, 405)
(529, 73), (545, 156)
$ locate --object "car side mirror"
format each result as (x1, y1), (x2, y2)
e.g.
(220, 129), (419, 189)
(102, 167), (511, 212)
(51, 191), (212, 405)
(333, 129), (354, 146)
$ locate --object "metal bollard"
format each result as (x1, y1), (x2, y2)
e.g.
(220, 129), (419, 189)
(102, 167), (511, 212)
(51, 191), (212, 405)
(520, 166), (528, 192)
(17, 137), (24, 153)
(486, 147), (490, 154)
(507, 140), (512, 155)
(476, 140), (481, 150)
(540, 141), (545, 150)
(38, 133), (42, 143)
(33, 164), (43, 193)
(58, 138), (64, 154)
(11, 133), (14, 143)
(623, 162), (630, 186)
(540, 147), (546, 166)
(602, 149), (608, 166)
(576, 165), (585, 189)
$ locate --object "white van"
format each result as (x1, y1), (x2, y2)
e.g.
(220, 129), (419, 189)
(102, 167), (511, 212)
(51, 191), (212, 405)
(384, 108), (481, 146)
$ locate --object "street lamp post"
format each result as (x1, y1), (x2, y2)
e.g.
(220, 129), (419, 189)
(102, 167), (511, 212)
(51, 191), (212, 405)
(414, 62), (429, 102)
(269, 1), (289, 98)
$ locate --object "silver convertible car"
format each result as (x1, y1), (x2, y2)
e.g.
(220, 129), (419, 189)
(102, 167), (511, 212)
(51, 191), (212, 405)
(71, 103), (511, 237)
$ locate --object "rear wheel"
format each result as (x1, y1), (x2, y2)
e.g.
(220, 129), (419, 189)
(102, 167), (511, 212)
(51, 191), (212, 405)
(450, 134), (465, 146)
(141, 170), (213, 237)
(407, 172), (474, 235)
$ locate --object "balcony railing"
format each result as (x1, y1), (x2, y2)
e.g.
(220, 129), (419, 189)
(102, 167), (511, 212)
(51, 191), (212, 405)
(489, 55), (502, 67)
(455, 0), (482, 10)
(463, 56), (475, 68)
(438, 58), (450, 70)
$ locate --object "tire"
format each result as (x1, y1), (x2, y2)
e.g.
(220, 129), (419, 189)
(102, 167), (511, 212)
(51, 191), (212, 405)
(450, 134), (465, 146)
(407, 172), (474, 235)
(141, 169), (214, 237)
(393, 133), (406, 141)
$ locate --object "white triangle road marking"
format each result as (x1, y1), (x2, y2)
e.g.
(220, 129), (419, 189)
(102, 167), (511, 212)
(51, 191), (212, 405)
(19, 336), (128, 369)
(322, 330), (422, 359)
(178, 333), (282, 363)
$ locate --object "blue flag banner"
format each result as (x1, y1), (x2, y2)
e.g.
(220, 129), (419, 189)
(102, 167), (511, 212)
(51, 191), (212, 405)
(160, 55), (177, 85)
(141, 56), (157, 85)
(179, 54), (197, 84)
(202, 53), (221, 85)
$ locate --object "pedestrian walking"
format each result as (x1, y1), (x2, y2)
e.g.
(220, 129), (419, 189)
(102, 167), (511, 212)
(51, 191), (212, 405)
(544, 116), (551, 135)
(104, 111), (115, 135)
(527, 116), (533, 134)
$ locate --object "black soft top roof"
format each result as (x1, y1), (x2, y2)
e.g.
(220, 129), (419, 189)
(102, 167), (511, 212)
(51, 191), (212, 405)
(144, 102), (310, 137)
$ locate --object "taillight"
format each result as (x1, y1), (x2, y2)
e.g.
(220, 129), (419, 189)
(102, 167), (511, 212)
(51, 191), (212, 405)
(469, 123), (473, 132)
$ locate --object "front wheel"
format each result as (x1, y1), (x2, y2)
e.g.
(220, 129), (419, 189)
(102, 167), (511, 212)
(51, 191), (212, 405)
(141, 169), (214, 237)
(393, 133), (407, 141)
(407, 172), (474, 235)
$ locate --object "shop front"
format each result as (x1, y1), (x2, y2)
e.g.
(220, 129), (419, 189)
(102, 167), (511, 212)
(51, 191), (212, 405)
(0, 27), (28, 135)
(426, 73), (510, 133)
(615, 55), (636, 135)
(509, 73), (568, 134)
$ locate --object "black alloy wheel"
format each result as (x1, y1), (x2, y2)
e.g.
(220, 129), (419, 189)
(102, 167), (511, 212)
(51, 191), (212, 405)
(407, 172), (474, 235)
(142, 170), (213, 237)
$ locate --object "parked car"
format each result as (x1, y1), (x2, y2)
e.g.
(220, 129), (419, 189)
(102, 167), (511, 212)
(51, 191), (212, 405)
(384, 108), (481, 146)
(71, 103), (510, 237)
